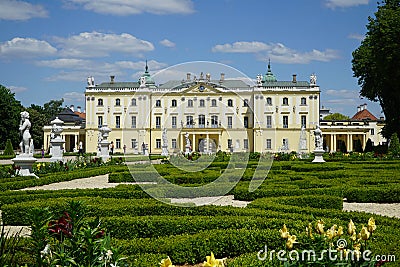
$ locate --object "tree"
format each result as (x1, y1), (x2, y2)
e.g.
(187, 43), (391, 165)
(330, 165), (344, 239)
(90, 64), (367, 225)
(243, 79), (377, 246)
(354, 139), (364, 153)
(323, 113), (350, 121)
(26, 107), (48, 150)
(0, 85), (23, 149)
(352, 0), (400, 138)
(388, 132), (400, 157)
(365, 138), (374, 152)
(3, 139), (15, 156)
(43, 99), (64, 121)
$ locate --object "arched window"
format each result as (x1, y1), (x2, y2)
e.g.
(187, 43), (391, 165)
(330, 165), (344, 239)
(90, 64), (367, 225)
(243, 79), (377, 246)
(131, 98), (137, 106)
(282, 97), (289, 105)
(156, 100), (161, 107)
(115, 98), (121, 106)
(266, 97), (272, 106)
(199, 99), (205, 107)
(211, 99), (217, 107)
(301, 97), (307, 105)
(98, 99), (103, 106)
(243, 99), (249, 107)
(227, 99), (233, 107)
(171, 99), (177, 107)
(188, 99), (193, 107)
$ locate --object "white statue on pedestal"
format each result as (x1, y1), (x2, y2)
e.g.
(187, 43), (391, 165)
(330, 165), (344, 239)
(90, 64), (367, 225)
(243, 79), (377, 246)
(310, 73), (317, 85)
(19, 111), (32, 155)
(314, 125), (323, 150)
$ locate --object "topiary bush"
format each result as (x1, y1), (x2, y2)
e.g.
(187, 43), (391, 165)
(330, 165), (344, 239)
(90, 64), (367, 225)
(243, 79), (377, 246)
(3, 139), (15, 157)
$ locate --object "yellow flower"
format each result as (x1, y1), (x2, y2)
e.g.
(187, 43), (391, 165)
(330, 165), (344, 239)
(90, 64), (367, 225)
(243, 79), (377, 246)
(160, 256), (175, 267)
(367, 217), (376, 233)
(337, 226), (344, 237)
(348, 219), (356, 235)
(286, 234), (298, 250)
(360, 226), (370, 240)
(279, 224), (290, 239)
(203, 252), (225, 267)
(326, 225), (337, 240)
(306, 222), (313, 238)
(350, 231), (357, 242)
(353, 243), (361, 251)
(315, 220), (324, 234)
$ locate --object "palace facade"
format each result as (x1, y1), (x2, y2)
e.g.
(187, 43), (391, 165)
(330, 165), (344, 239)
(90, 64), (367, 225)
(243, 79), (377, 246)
(43, 62), (386, 154)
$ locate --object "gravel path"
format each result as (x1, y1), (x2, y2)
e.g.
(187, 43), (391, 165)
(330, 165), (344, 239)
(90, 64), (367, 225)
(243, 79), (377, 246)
(343, 202), (400, 218)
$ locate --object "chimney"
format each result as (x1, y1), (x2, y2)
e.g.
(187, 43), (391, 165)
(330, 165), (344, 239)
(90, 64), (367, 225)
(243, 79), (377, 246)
(363, 103), (367, 110)
(77, 106), (81, 113)
(70, 105), (74, 112)
(206, 73), (211, 81)
(357, 105), (361, 112)
(220, 73), (225, 81)
(292, 74), (297, 83)
(110, 75), (115, 84)
(186, 73), (191, 81)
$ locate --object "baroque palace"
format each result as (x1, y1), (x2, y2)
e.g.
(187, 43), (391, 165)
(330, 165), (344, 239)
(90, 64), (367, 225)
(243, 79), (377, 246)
(43, 62), (386, 154)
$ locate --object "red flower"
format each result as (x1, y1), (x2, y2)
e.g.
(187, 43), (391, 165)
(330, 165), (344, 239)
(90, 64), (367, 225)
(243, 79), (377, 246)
(48, 212), (73, 239)
(95, 230), (105, 239)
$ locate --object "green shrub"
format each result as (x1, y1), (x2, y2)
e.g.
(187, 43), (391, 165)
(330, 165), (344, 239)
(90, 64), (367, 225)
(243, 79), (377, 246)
(389, 132), (400, 157)
(3, 139), (15, 156)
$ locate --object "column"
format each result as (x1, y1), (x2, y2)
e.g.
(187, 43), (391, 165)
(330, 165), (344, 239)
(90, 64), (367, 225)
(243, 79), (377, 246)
(218, 133), (221, 151)
(330, 134), (334, 153)
(180, 133), (184, 152)
(346, 134), (350, 152)
(192, 134), (196, 152)
(362, 134), (366, 150)
(332, 134), (337, 152)
(348, 134), (353, 152)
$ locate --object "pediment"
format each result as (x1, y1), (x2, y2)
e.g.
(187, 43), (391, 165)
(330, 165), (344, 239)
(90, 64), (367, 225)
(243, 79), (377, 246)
(182, 82), (223, 94)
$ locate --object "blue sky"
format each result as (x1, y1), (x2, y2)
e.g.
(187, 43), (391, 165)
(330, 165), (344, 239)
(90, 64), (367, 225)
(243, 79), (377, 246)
(0, 0), (383, 117)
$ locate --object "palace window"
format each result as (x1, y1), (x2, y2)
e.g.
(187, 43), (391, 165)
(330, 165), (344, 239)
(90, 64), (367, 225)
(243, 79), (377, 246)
(244, 116), (249, 128)
(227, 99), (233, 107)
(211, 99), (217, 107)
(266, 139), (272, 149)
(172, 139), (177, 149)
(98, 99), (103, 106)
(371, 129), (375, 135)
(228, 139), (232, 149)
(116, 116), (121, 128)
(266, 97), (272, 106)
(156, 100), (161, 107)
(172, 116), (177, 128)
(301, 115), (307, 128)
(301, 97), (307, 105)
(171, 99), (177, 107)
(283, 97), (289, 105)
(244, 139), (249, 150)
(98, 116), (103, 128)
(188, 99), (194, 107)
(283, 116), (288, 128)
(131, 116), (137, 128)
(199, 99), (205, 107)
(211, 115), (218, 128)
(186, 116), (193, 128)
(156, 139), (161, 149)
(198, 115), (205, 128)
(131, 139), (137, 149)
(116, 139), (121, 149)
(115, 98), (121, 106)
(156, 116), (161, 129)
(243, 99), (249, 107)
(228, 116), (233, 129)
(266, 116), (272, 128)
(131, 98), (137, 106)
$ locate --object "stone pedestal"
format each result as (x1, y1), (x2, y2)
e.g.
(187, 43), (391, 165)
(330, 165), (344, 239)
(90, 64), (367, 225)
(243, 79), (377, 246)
(12, 155), (38, 177)
(50, 137), (65, 162)
(312, 149), (326, 163)
(161, 145), (169, 156)
(99, 140), (110, 162)
(185, 144), (191, 156)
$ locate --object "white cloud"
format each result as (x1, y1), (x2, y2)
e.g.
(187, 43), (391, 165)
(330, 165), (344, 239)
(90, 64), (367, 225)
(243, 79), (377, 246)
(0, 0), (48, 20)
(348, 33), (365, 41)
(212, 41), (271, 53)
(325, 0), (369, 9)
(0, 37), (57, 58)
(36, 58), (92, 69)
(65, 0), (194, 15)
(325, 89), (359, 98)
(63, 91), (85, 102)
(212, 41), (339, 64)
(9, 85), (28, 93)
(55, 31), (154, 58)
(160, 39), (176, 48)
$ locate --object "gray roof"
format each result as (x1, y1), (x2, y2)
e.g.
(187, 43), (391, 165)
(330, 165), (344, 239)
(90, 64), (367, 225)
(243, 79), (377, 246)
(262, 81), (310, 87)
(96, 82), (140, 88)
(158, 79), (251, 90)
